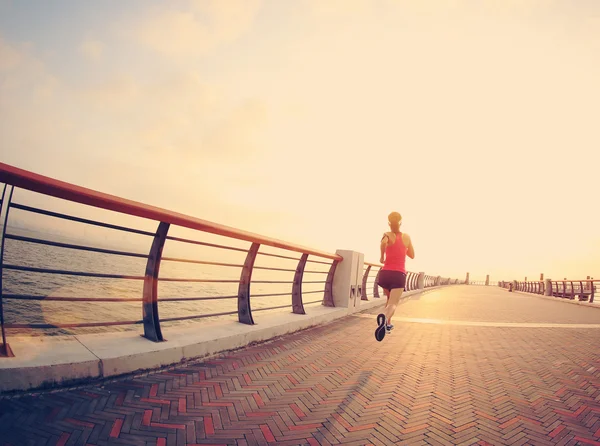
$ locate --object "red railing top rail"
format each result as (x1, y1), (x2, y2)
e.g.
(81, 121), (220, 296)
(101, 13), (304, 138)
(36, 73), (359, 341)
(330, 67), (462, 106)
(0, 163), (342, 261)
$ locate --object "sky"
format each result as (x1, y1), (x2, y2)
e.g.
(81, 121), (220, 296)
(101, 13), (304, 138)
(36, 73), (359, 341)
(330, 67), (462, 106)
(0, 0), (599, 282)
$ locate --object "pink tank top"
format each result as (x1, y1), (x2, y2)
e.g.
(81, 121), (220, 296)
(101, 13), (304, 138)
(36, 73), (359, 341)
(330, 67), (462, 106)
(382, 232), (407, 273)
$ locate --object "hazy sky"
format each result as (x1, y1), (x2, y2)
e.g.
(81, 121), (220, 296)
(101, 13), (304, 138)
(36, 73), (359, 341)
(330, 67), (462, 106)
(1, 0), (599, 282)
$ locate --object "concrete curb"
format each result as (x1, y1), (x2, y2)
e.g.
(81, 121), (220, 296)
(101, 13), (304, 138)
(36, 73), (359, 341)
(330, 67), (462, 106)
(0, 287), (444, 393)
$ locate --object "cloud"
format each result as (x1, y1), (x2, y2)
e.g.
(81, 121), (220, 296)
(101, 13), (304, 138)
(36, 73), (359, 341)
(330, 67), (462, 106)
(0, 36), (58, 106)
(79, 39), (105, 62)
(129, 0), (263, 58)
(79, 75), (139, 109)
(74, 71), (268, 162)
(1, 32), (269, 192)
(202, 98), (267, 158)
(303, 0), (557, 20)
(304, 0), (374, 18)
(0, 36), (24, 72)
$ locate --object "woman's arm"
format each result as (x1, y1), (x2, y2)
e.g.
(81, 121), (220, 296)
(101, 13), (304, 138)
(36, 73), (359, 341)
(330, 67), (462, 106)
(380, 233), (389, 263)
(405, 234), (415, 259)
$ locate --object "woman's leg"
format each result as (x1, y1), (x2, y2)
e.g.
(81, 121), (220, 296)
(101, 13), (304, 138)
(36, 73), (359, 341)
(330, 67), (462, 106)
(383, 289), (392, 324)
(375, 288), (391, 341)
(384, 287), (404, 323)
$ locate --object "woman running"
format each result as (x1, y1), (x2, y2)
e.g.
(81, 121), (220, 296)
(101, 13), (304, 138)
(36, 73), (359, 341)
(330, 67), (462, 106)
(375, 212), (415, 341)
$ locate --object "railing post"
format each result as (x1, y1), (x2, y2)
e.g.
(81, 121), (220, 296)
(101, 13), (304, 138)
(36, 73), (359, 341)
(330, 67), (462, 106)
(323, 259), (339, 307)
(485, 275), (489, 286)
(569, 281), (575, 300)
(331, 250), (363, 311)
(0, 185), (15, 357)
(238, 243), (260, 324)
(417, 272), (425, 289)
(465, 272), (470, 285)
(578, 280), (585, 301)
(292, 253), (308, 314)
(361, 265), (371, 300)
(142, 221), (169, 342)
(544, 279), (552, 296)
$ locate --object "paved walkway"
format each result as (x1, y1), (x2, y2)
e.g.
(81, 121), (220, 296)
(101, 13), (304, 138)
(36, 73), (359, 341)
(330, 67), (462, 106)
(1, 286), (599, 446)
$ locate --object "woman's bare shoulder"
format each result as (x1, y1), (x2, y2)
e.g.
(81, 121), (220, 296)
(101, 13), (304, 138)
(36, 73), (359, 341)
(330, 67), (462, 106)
(382, 232), (396, 244)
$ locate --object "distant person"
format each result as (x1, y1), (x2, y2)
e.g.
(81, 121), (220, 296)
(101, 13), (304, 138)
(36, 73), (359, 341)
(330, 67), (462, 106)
(375, 212), (415, 341)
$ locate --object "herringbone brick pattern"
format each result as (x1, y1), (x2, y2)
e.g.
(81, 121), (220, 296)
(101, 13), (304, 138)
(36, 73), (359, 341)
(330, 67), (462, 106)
(1, 286), (599, 445)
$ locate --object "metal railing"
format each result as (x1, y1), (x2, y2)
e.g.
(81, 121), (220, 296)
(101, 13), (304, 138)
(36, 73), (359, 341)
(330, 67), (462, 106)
(360, 264), (455, 300)
(0, 162), (459, 357)
(548, 280), (597, 302)
(469, 280), (490, 286)
(499, 279), (596, 303)
(0, 163), (344, 356)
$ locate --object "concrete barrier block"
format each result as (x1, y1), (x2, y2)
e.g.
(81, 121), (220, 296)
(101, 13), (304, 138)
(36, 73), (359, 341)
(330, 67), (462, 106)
(0, 336), (100, 392)
(78, 332), (184, 378)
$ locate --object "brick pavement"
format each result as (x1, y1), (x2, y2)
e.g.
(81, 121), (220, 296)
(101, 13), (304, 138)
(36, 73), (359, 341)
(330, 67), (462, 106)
(1, 285), (599, 445)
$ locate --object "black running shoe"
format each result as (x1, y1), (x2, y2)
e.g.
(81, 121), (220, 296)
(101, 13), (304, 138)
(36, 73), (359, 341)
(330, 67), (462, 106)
(375, 313), (386, 341)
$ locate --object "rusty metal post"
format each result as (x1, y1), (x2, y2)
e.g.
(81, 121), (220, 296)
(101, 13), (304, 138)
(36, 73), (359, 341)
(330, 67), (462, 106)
(465, 272), (469, 285)
(142, 221), (169, 342)
(569, 281), (575, 300)
(323, 259), (338, 307)
(361, 265), (371, 301)
(578, 280), (585, 301)
(292, 253), (308, 314)
(0, 185), (15, 357)
(238, 243), (259, 324)
(373, 268), (381, 298)
(485, 275), (489, 286)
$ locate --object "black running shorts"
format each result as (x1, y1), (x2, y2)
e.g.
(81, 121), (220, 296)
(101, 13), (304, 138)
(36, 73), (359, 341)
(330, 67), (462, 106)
(377, 270), (407, 291)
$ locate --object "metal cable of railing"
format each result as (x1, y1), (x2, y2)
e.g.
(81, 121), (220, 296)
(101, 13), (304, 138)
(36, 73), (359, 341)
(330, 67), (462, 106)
(1, 203), (337, 330)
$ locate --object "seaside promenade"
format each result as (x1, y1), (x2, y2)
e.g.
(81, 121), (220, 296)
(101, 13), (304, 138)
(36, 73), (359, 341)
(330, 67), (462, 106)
(1, 285), (600, 446)
(1, 163), (599, 445)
